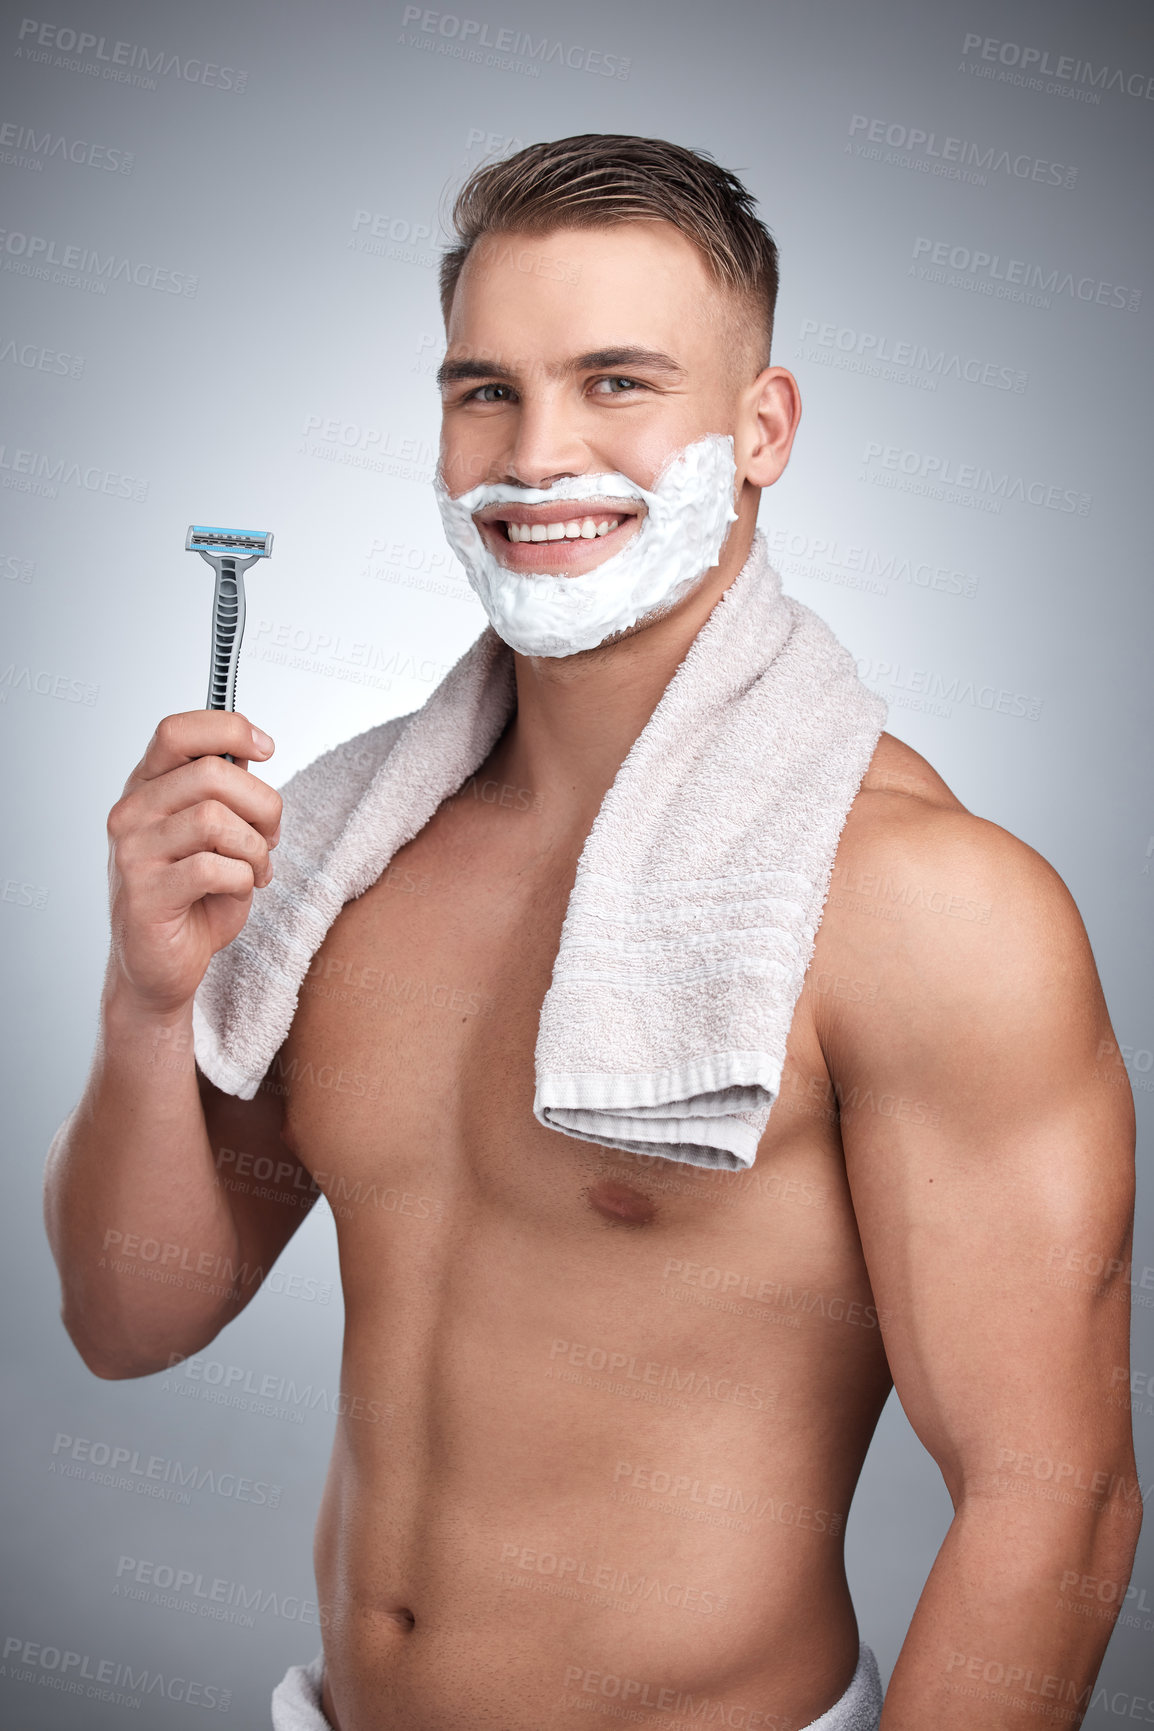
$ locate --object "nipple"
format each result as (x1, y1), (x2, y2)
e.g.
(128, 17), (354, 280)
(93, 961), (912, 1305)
(583, 1177), (658, 1228)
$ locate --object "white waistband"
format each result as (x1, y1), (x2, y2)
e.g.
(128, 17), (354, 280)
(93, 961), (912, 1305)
(271, 1644), (883, 1731)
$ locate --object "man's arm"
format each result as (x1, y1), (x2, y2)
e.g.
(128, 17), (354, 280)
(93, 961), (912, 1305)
(822, 797), (1140, 1729)
(42, 709), (316, 1378)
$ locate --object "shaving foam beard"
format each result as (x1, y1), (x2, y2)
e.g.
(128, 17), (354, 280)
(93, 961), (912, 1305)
(432, 433), (740, 657)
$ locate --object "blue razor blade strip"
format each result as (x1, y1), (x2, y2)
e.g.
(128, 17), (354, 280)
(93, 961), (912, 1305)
(190, 527), (271, 553)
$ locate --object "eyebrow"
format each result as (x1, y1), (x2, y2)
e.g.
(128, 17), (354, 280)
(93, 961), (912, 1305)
(436, 346), (686, 389)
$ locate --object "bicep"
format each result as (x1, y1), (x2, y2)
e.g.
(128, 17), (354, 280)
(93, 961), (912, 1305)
(831, 832), (1136, 1504)
(197, 1057), (320, 1282)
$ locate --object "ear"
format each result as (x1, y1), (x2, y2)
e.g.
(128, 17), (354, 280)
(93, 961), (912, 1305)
(735, 367), (802, 490)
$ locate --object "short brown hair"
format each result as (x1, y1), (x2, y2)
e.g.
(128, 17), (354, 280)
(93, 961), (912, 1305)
(439, 133), (780, 367)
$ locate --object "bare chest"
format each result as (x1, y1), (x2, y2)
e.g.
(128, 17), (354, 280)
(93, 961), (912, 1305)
(277, 792), (863, 1262)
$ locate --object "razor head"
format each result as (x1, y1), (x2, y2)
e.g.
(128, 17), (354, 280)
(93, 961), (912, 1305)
(186, 525), (273, 558)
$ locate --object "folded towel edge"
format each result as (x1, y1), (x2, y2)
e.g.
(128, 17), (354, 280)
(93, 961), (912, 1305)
(191, 1000), (264, 1100)
(534, 1049), (781, 1111)
(536, 1110), (763, 1170)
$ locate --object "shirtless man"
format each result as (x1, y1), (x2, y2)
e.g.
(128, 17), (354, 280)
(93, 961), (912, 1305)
(44, 134), (1139, 1730)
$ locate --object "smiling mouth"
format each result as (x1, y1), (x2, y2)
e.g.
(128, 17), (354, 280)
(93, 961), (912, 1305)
(501, 514), (625, 542)
(476, 503), (643, 563)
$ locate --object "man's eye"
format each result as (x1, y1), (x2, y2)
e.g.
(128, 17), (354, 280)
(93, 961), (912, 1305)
(466, 383), (515, 403)
(592, 376), (643, 394)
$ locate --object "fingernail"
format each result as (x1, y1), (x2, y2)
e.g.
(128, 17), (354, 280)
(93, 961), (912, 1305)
(251, 726), (274, 755)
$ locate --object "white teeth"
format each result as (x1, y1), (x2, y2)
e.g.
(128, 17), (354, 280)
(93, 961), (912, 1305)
(502, 515), (624, 543)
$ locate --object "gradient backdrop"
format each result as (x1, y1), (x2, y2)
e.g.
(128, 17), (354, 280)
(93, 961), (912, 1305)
(2, 0), (1152, 1723)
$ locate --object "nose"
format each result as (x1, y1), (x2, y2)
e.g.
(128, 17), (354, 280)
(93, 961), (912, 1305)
(501, 394), (591, 490)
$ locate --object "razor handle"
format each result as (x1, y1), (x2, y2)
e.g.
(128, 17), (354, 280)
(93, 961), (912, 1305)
(186, 526), (273, 767)
(206, 557), (247, 763)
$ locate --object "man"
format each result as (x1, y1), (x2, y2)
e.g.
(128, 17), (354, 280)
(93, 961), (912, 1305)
(44, 135), (1138, 1730)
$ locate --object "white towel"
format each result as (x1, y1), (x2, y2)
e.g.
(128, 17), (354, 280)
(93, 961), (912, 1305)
(803, 1645), (884, 1731)
(270, 1652), (328, 1729)
(192, 530), (886, 1169)
(268, 1643), (882, 1729)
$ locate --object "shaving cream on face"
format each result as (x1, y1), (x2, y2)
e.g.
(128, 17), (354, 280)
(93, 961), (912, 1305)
(433, 433), (740, 657)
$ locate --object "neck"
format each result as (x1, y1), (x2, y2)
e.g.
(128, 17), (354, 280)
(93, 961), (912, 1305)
(487, 513), (757, 840)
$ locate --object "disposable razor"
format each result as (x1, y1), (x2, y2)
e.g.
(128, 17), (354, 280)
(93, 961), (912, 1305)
(186, 525), (274, 764)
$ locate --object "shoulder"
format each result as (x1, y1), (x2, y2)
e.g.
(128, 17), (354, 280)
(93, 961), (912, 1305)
(836, 731), (1080, 926)
(813, 732), (1103, 1062)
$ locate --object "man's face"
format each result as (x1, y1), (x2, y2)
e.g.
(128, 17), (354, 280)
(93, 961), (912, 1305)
(437, 221), (756, 578)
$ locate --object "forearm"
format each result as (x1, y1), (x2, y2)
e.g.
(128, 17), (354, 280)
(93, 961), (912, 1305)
(881, 1494), (1143, 1728)
(43, 968), (243, 1377)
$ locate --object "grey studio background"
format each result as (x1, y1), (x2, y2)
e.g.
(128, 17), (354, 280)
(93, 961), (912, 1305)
(2, 0), (1152, 1723)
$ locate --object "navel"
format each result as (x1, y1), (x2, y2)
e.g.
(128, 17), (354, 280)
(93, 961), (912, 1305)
(583, 1177), (659, 1228)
